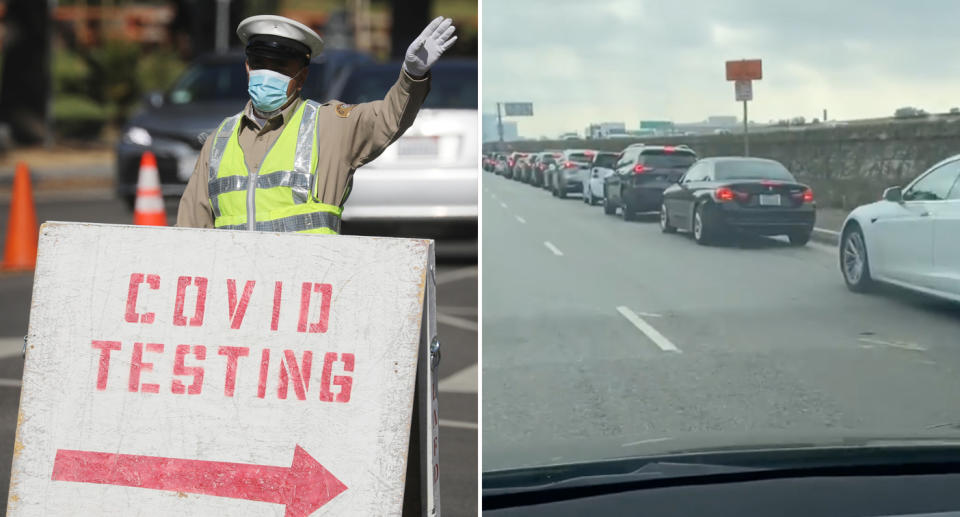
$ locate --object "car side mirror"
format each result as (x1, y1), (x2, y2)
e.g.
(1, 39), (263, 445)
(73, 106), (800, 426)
(883, 186), (903, 203)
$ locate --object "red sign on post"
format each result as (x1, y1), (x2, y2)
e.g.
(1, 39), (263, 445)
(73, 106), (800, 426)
(726, 59), (762, 81)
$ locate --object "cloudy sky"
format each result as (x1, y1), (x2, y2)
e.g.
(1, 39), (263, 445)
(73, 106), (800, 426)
(482, 0), (960, 138)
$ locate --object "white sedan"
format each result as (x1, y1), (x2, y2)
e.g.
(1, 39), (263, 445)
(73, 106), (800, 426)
(840, 154), (960, 301)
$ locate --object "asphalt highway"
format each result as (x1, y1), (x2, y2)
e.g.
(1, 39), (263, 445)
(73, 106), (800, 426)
(481, 171), (960, 472)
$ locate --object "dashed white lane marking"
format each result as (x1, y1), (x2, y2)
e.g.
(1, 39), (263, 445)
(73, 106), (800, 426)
(515, 216), (526, 224)
(439, 364), (477, 394)
(814, 227), (841, 236)
(858, 337), (927, 352)
(440, 419), (478, 430)
(499, 201), (508, 208)
(436, 266), (477, 285)
(543, 241), (564, 256)
(635, 312), (663, 318)
(622, 437), (673, 447)
(616, 306), (681, 353)
(0, 337), (24, 359)
(438, 313), (478, 332)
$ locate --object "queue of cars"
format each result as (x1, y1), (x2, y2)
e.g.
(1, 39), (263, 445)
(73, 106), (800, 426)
(484, 143), (818, 246)
(484, 143), (960, 304)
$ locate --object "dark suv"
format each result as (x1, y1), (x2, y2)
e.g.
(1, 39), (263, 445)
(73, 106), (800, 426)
(604, 145), (697, 220)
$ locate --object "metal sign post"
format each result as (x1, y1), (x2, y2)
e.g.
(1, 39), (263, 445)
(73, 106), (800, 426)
(495, 102), (533, 148)
(726, 59), (762, 158)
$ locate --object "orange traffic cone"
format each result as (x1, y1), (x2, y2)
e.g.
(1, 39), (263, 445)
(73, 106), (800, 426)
(133, 151), (167, 226)
(2, 162), (38, 271)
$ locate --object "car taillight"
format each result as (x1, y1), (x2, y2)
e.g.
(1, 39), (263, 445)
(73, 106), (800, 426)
(803, 188), (814, 203)
(508, 159), (514, 167)
(663, 146), (675, 153)
(539, 163), (546, 170)
(564, 161), (576, 168)
(633, 164), (647, 174)
(715, 187), (736, 202)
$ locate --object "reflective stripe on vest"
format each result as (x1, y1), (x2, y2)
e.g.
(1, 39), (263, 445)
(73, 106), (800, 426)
(206, 100), (341, 233)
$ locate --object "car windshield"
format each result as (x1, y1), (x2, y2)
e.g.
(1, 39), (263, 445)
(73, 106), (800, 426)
(715, 160), (796, 181)
(482, 0), (960, 480)
(336, 62), (477, 109)
(168, 60), (327, 104)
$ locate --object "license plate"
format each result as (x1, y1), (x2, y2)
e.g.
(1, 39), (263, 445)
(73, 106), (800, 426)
(397, 137), (439, 157)
(177, 153), (199, 182)
(759, 194), (781, 206)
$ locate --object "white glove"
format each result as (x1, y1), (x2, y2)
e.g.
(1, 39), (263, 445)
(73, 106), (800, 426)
(404, 16), (457, 78)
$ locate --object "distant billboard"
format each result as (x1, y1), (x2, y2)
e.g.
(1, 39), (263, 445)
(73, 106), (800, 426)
(640, 120), (674, 130)
(504, 102), (534, 116)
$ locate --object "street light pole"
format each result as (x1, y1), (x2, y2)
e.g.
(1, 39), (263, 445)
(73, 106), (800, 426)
(497, 102), (504, 146)
(215, 0), (231, 53)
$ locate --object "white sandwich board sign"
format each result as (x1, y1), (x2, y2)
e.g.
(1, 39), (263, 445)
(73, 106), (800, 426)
(8, 222), (440, 516)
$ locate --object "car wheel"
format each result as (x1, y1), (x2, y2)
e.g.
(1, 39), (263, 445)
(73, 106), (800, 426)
(693, 203), (714, 245)
(841, 224), (874, 292)
(621, 199), (635, 221)
(583, 189), (590, 204)
(660, 203), (676, 234)
(603, 194), (616, 215)
(788, 230), (811, 246)
(557, 182), (567, 199)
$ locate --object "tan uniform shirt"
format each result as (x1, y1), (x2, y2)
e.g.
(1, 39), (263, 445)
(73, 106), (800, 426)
(176, 69), (431, 228)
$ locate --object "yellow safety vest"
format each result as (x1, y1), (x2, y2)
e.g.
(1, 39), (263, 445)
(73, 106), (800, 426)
(207, 100), (341, 233)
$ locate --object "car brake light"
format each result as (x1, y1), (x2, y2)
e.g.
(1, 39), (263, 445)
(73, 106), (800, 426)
(803, 188), (814, 203)
(663, 146), (675, 153)
(633, 164), (647, 174)
(563, 161), (577, 168)
(715, 187), (736, 202)
(508, 159), (514, 166)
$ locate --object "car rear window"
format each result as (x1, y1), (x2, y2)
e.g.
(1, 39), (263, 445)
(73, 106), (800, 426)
(568, 153), (593, 163)
(594, 153), (618, 168)
(337, 63), (477, 109)
(540, 155), (557, 163)
(640, 150), (697, 168)
(715, 160), (796, 181)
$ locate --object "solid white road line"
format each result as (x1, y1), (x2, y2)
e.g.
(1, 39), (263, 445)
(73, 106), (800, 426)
(436, 266), (478, 285)
(622, 437), (673, 447)
(543, 241), (564, 256)
(439, 364), (478, 394)
(858, 337), (927, 351)
(616, 306), (682, 353)
(515, 216), (527, 224)
(499, 201), (508, 208)
(437, 313), (479, 332)
(440, 419), (478, 430)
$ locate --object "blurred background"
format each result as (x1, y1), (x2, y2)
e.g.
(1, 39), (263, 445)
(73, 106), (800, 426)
(0, 1), (478, 515)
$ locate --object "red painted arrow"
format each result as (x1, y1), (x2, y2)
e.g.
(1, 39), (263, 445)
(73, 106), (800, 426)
(51, 445), (347, 517)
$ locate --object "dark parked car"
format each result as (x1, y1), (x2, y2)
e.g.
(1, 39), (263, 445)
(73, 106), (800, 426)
(504, 152), (528, 179)
(603, 145), (696, 219)
(115, 50), (372, 206)
(531, 151), (560, 187)
(550, 149), (595, 198)
(660, 156), (816, 245)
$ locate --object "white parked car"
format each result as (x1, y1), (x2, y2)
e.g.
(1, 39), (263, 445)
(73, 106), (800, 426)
(581, 151), (618, 206)
(326, 60), (478, 234)
(840, 154), (960, 301)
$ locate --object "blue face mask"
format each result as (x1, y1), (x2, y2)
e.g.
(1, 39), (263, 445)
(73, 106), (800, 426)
(247, 69), (293, 113)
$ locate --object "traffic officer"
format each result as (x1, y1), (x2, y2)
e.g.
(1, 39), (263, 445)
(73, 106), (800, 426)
(176, 15), (457, 232)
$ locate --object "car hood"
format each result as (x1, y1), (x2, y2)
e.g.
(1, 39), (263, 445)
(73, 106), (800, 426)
(127, 101), (244, 144)
(483, 428), (960, 473)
